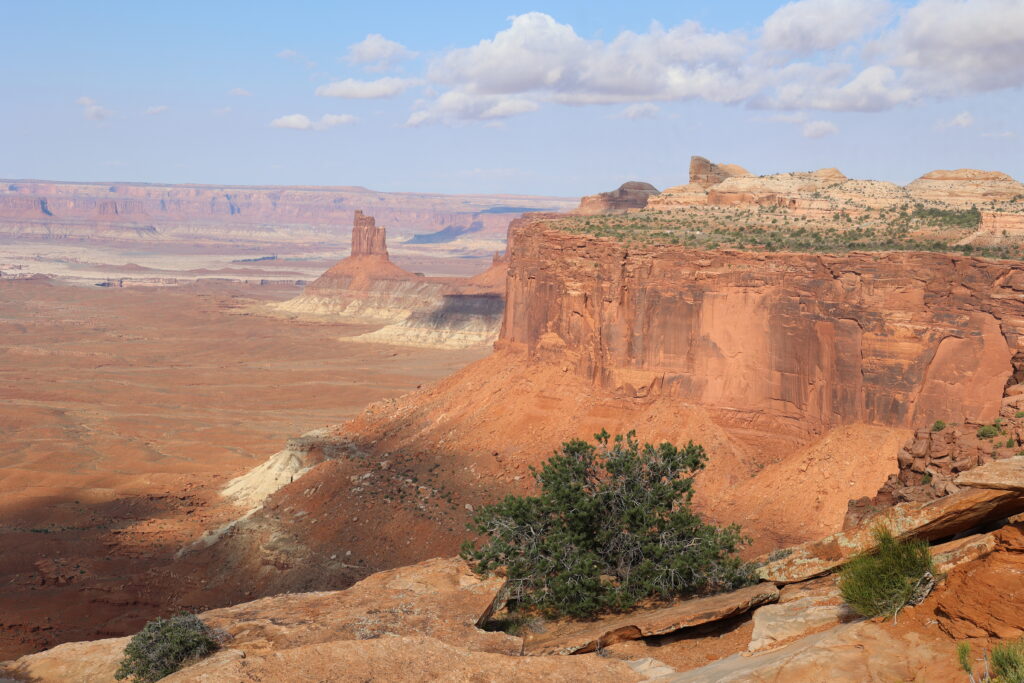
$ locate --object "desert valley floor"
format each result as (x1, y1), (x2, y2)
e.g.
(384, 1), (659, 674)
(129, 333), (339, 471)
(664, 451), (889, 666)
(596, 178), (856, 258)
(0, 278), (486, 659)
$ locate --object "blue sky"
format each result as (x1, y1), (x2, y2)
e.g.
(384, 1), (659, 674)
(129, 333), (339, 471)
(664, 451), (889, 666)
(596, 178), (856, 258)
(2, 0), (1022, 195)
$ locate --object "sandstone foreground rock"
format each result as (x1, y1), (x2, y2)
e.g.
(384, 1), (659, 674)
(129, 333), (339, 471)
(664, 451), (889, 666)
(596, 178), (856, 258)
(524, 582), (780, 655)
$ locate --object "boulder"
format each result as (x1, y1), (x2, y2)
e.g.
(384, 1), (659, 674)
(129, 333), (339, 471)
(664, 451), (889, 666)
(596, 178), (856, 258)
(955, 456), (1024, 491)
(523, 582), (779, 655)
(576, 181), (660, 215)
(747, 577), (856, 652)
(759, 487), (1024, 583)
(688, 156), (751, 188)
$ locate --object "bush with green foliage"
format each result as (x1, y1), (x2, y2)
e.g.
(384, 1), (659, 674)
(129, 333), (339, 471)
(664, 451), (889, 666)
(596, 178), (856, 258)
(958, 638), (1024, 683)
(978, 424), (1001, 439)
(115, 613), (219, 683)
(461, 430), (756, 619)
(839, 527), (934, 620)
(932, 420), (947, 432)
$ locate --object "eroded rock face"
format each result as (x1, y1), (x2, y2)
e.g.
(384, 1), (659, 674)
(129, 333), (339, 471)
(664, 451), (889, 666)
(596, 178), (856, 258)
(502, 218), (1024, 434)
(576, 181), (660, 215)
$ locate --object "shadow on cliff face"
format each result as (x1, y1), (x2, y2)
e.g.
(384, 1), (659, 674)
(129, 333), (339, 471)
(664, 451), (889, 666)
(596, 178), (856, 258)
(0, 489), (236, 660)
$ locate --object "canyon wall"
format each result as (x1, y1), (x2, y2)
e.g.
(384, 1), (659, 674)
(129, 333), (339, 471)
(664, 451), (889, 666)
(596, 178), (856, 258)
(501, 218), (1024, 434)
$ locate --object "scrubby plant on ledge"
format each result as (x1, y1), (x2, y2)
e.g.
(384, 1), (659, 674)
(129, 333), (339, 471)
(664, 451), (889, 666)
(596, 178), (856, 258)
(461, 430), (756, 619)
(958, 638), (1024, 683)
(115, 613), (220, 683)
(839, 527), (934, 621)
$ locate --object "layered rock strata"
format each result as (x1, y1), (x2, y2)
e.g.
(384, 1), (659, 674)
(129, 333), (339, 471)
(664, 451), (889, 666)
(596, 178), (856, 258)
(501, 217), (1024, 434)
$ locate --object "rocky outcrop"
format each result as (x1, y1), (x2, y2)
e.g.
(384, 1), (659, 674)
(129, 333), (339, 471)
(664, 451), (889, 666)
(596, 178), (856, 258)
(908, 169), (1024, 205)
(758, 487), (1024, 583)
(502, 218), (1024, 434)
(277, 211), (505, 346)
(524, 583), (780, 655)
(688, 156), (751, 189)
(0, 557), (640, 682)
(576, 181), (660, 215)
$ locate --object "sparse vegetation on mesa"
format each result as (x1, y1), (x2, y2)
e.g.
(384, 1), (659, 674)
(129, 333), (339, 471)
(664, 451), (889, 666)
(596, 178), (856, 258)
(461, 430), (756, 619)
(557, 203), (1023, 259)
(115, 613), (220, 683)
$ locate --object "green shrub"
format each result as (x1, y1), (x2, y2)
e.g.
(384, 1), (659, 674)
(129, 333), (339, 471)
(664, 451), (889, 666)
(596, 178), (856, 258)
(958, 641), (973, 677)
(932, 420), (947, 432)
(978, 425), (1001, 439)
(1015, 411), (1024, 419)
(993, 639), (1024, 683)
(1009, 438), (1017, 448)
(461, 430), (756, 619)
(839, 527), (934, 620)
(115, 613), (219, 682)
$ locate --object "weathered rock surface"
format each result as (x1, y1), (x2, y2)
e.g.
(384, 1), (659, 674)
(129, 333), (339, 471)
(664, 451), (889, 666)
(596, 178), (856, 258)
(956, 456), (1024, 490)
(1, 557), (640, 682)
(908, 169), (1024, 204)
(663, 620), (959, 682)
(503, 218), (1024, 433)
(524, 583), (779, 655)
(576, 181), (660, 215)
(747, 576), (855, 652)
(688, 156), (752, 189)
(759, 487), (1024, 583)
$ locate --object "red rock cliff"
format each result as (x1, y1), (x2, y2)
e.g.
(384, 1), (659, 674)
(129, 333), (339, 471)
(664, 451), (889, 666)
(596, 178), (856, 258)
(500, 217), (1024, 432)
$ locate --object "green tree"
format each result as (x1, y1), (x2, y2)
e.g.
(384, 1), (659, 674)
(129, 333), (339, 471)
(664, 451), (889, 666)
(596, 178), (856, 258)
(461, 430), (755, 619)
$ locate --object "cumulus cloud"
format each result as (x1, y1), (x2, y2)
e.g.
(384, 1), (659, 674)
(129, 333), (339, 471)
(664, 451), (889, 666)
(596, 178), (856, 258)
(345, 34), (416, 70)
(802, 120), (839, 138)
(228, 88), (252, 97)
(617, 103), (660, 119)
(76, 96), (112, 121)
(270, 113), (357, 130)
(762, 0), (894, 53)
(315, 77), (417, 98)
(880, 0), (1024, 95)
(277, 48), (316, 68)
(145, 105), (169, 115)
(345, 3), (1024, 126)
(937, 111), (974, 129)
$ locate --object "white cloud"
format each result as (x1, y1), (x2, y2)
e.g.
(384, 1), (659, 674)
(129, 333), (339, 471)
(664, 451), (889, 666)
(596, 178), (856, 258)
(277, 49), (298, 59)
(228, 88), (252, 97)
(270, 113), (357, 130)
(76, 96), (112, 121)
(145, 105), (169, 115)
(213, 107), (232, 116)
(983, 131), (1018, 139)
(345, 34), (416, 71)
(881, 0), (1024, 95)
(355, 4), (1024, 126)
(618, 103), (660, 119)
(407, 92), (538, 126)
(937, 111), (974, 129)
(315, 77), (417, 99)
(802, 120), (839, 138)
(762, 0), (894, 53)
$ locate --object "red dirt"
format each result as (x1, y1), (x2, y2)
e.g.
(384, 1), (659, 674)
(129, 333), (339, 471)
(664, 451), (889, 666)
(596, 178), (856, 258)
(0, 277), (486, 659)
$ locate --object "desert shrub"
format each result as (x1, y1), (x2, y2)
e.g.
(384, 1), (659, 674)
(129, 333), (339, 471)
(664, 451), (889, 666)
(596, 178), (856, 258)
(993, 639), (1024, 683)
(932, 420), (947, 432)
(839, 527), (934, 620)
(1009, 438), (1017, 448)
(461, 430), (756, 619)
(978, 424), (1001, 439)
(115, 613), (219, 682)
